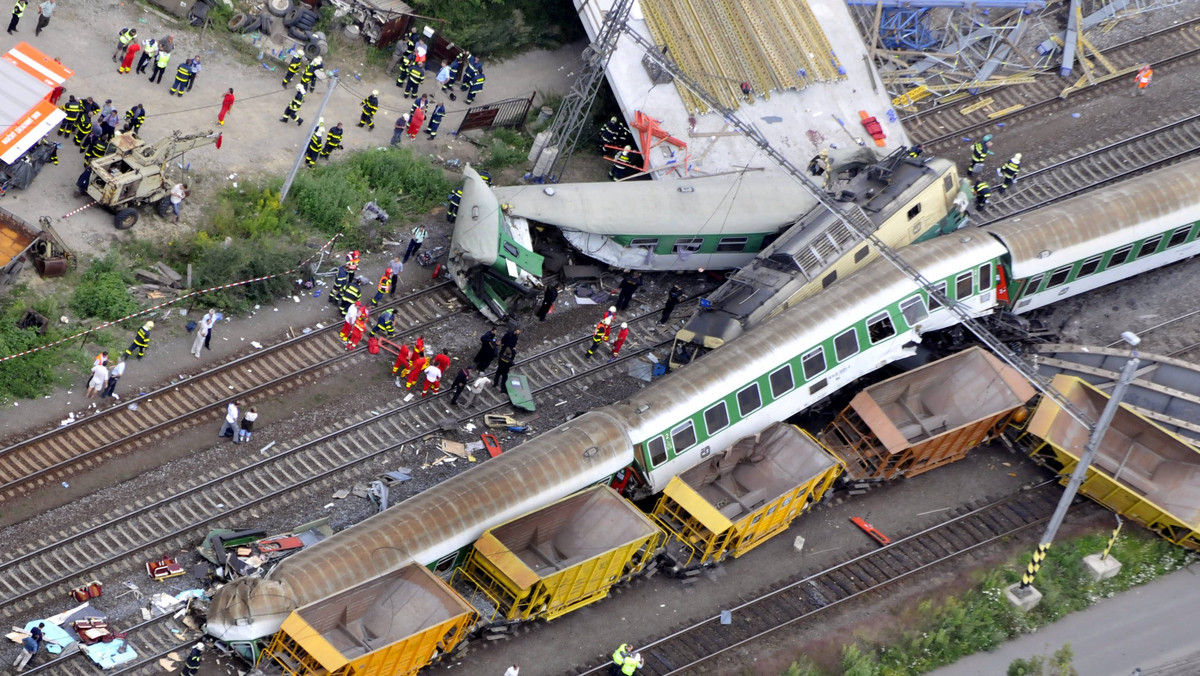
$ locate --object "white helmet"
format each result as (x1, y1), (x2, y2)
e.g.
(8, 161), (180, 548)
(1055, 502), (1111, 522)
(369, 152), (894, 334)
(371, 89), (379, 96)
(318, 117), (324, 125)
(296, 84), (305, 93)
(608, 306), (616, 313)
(1013, 153), (1022, 162)
(312, 56), (322, 67)
(620, 322), (627, 328)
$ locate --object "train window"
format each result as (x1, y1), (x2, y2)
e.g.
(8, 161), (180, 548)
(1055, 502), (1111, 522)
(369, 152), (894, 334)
(737, 384), (762, 416)
(1108, 245), (1133, 268)
(769, 365), (794, 398)
(978, 264), (992, 289)
(1023, 274), (1044, 296)
(900, 295), (928, 326)
(822, 271), (837, 289)
(1078, 256), (1102, 278)
(716, 237), (749, 253)
(434, 553), (457, 572)
(1136, 235), (1162, 259)
(671, 421), (697, 453)
(674, 238), (704, 253)
(834, 328), (859, 361)
(646, 437), (668, 466)
(802, 347), (826, 380)
(1046, 266), (1072, 288)
(906, 203), (922, 220)
(927, 282), (947, 309)
(943, 175), (954, 193)
(867, 312), (896, 343)
(629, 238), (659, 249)
(704, 402), (729, 435)
(854, 246), (869, 263)
(1167, 227), (1191, 249)
(955, 272), (973, 299)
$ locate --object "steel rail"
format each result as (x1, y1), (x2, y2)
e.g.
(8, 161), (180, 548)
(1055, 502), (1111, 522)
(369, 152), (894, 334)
(974, 112), (1200, 225)
(0, 281), (459, 502)
(0, 300), (694, 617)
(907, 17), (1200, 147)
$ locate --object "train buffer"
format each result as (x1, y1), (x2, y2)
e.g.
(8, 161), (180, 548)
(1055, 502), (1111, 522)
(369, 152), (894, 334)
(850, 517), (891, 546)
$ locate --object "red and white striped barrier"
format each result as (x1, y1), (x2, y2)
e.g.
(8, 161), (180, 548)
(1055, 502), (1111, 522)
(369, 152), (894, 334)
(61, 200), (99, 219)
(0, 233), (343, 365)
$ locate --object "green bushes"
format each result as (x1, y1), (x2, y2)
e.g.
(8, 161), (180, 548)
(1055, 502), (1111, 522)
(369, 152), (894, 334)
(484, 127), (532, 171)
(71, 256), (139, 321)
(409, 0), (584, 58)
(0, 293), (87, 402)
(288, 147), (452, 248)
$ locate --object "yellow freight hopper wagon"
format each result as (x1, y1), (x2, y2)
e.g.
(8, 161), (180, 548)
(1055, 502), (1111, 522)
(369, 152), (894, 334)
(822, 347), (1036, 480)
(651, 423), (843, 569)
(259, 563), (477, 676)
(453, 485), (664, 622)
(1016, 375), (1200, 550)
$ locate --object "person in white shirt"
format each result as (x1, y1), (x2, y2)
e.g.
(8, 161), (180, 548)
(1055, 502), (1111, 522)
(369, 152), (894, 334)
(504, 666), (519, 676)
(169, 182), (189, 223)
(239, 406), (258, 443)
(191, 309), (216, 358)
(422, 364), (442, 397)
(461, 375), (492, 407)
(86, 362), (109, 400)
(220, 400), (239, 440)
(102, 356), (126, 399)
(403, 225), (427, 263)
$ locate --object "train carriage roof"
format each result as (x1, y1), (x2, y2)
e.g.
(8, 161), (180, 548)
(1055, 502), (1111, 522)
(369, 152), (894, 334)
(985, 157), (1200, 279)
(492, 174), (819, 236)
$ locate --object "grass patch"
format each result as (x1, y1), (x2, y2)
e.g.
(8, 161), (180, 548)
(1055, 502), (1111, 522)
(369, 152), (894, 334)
(407, 0), (584, 59)
(783, 529), (1196, 675)
(0, 288), (94, 403)
(482, 127), (533, 171)
(71, 255), (139, 322)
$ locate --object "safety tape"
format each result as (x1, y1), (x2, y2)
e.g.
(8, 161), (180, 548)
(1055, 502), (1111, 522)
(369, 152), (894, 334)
(61, 201), (99, 219)
(0, 233), (342, 365)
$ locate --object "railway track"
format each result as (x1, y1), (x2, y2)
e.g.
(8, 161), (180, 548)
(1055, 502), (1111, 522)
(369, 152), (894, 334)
(0, 281), (462, 506)
(569, 482), (1063, 676)
(975, 112), (1200, 225)
(903, 18), (1200, 147)
(25, 614), (187, 676)
(1, 303), (690, 674)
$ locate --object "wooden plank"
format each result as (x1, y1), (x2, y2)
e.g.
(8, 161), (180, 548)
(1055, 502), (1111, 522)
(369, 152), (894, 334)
(959, 97), (994, 115)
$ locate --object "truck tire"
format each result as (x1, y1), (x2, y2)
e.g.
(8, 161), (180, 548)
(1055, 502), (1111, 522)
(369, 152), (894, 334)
(114, 208), (140, 230)
(228, 12), (249, 31)
(241, 15), (263, 33)
(288, 26), (312, 41)
(303, 42), (321, 59)
(260, 15), (273, 34)
(283, 6), (302, 27)
(267, 0), (293, 17)
(157, 197), (173, 217)
(296, 9), (318, 29)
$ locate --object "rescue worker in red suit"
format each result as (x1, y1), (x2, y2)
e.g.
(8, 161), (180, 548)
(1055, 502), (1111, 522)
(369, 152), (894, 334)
(432, 352), (451, 373)
(372, 268), (392, 306)
(610, 322), (629, 360)
(346, 309), (369, 350)
(413, 336), (426, 360)
(405, 354), (428, 388)
(422, 363), (442, 396)
(340, 302), (362, 342)
(392, 343), (411, 375)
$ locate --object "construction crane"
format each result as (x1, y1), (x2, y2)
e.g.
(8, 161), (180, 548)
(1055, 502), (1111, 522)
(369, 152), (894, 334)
(618, 25), (1094, 429)
(529, 0), (636, 183)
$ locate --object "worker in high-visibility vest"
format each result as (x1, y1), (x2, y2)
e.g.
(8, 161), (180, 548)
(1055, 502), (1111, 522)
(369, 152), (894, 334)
(608, 643), (632, 676)
(1135, 63), (1153, 95)
(998, 153), (1021, 195)
(372, 268), (393, 306)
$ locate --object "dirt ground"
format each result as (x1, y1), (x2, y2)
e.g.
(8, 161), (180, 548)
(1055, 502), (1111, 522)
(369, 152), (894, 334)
(0, 1), (591, 259)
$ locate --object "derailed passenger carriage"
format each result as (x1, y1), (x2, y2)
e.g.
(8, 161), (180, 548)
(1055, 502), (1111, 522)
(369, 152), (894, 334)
(1012, 375), (1200, 550)
(209, 158), (1200, 671)
(671, 151), (963, 368)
